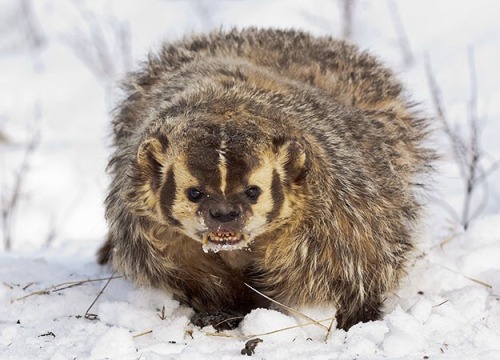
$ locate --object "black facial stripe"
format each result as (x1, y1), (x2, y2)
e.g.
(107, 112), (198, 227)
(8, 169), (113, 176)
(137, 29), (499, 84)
(225, 145), (261, 194)
(186, 152), (221, 192)
(156, 132), (170, 152)
(185, 124), (222, 193)
(267, 170), (284, 223)
(160, 166), (182, 227)
(225, 152), (252, 193)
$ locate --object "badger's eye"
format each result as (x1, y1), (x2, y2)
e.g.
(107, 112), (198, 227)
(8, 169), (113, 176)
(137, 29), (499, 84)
(244, 186), (261, 201)
(187, 188), (204, 202)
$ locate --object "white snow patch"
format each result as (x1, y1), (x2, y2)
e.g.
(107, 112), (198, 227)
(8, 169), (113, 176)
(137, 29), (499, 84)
(383, 307), (426, 356)
(90, 326), (136, 359)
(240, 308), (304, 342)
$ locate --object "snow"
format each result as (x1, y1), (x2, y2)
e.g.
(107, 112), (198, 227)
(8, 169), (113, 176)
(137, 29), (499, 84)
(1, 0), (500, 359)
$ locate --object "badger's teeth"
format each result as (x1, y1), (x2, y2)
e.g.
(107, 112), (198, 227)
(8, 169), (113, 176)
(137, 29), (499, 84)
(207, 232), (244, 244)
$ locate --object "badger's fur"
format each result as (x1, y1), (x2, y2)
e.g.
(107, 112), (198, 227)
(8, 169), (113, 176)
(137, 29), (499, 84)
(98, 28), (434, 330)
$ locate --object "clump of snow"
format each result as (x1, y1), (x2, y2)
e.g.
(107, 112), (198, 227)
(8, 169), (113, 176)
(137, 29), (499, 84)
(408, 297), (433, 323)
(241, 308), (304, 342)
(342, 321), (388, 358)
(383, 306), (425, 356)
(295, 305), (337, 341)
(152, 315), (190, 344)
(90, 326), (136, 359)
(97, 287), (181, 331)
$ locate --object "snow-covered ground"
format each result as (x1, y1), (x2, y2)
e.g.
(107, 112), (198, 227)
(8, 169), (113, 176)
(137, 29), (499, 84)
(1, 1), (499, 359)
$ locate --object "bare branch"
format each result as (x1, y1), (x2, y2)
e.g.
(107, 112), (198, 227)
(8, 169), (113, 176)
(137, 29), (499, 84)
(425, 50), (499, 230)
(461, 47), (480, 230)
(19, 0), (45, 51)
(1, 105), (41, 251)
(62, 1), (132, 97)
(476, 159), (500, 185)
(340, 0), (355, 40)
(424, 54), (467, 178)
(467, 174), (490, 225)
(387, 0), (413, 66)
(0, 0), (45, 56)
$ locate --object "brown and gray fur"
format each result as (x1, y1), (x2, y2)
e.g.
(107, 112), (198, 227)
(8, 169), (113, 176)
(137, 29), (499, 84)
(98, 28), (434, 330)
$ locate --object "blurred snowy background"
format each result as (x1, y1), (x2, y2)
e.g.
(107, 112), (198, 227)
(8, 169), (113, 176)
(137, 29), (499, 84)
(1, 1), (499, 359)
(1, 0), (499, 252)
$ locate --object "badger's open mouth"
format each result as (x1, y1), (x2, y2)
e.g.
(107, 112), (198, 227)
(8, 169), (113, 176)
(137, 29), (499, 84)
(202, 231), (248, 252)
(207, 231), (244, 245)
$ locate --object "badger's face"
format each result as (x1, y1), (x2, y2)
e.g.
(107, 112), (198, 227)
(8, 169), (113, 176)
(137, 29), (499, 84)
(134, 119), (308, 252)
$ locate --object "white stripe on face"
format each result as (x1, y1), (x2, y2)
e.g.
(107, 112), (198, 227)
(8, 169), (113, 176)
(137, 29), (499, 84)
(218, 131), (228, 195)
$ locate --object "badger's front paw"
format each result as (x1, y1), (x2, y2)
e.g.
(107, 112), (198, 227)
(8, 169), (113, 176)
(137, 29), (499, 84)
(191, 311), (244, 331)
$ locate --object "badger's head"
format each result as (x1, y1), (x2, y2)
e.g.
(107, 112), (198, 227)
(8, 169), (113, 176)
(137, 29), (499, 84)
(130, 115), (309, 252)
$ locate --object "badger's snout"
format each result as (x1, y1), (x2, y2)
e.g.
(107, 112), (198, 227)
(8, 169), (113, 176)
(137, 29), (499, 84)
(208, 201), (241, 223)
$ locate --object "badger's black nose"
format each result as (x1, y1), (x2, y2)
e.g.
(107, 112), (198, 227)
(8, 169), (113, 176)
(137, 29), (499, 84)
(209, 203), (240, 223)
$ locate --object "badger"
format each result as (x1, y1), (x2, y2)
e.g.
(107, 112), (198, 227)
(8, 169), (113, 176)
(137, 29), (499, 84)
(98, 28), (434, 330)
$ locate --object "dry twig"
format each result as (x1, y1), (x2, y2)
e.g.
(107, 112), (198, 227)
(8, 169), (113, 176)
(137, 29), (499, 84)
(132, 330), (153, 339)
(84, 271), (116, 320)
(432, 300), (449, 308)
(441, 265), (492, 289)
(206, 316), (336, 340)
(13, 275), (122, 302)
(157, 305), (167, 320)
(324, 316), (337, 342)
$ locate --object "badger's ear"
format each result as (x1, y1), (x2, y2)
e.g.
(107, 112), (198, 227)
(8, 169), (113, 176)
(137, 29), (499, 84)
(272, 135), (309, 185)
(137, 133), (169, 191)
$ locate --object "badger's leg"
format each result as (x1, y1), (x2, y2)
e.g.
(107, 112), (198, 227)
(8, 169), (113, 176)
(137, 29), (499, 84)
(190, 310), (246, 331)
(183, 283), (267, 331)
(170, 268), (269, 330)
(97, 235), (113, 265)
(335, 295), (383, 330)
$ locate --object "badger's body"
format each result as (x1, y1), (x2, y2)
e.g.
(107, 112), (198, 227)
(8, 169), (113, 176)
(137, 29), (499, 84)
(98, 28), (433, 330)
